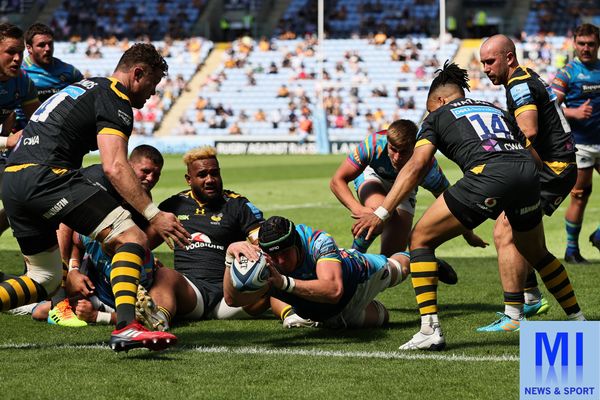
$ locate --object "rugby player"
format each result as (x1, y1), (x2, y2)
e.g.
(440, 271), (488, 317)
(23, 23), (84, 103)
(0, 43), (189, 352)
(223, 215), (412, 329)
(146, 146), (271, 324)
(0, 23), (40, 235)
(331, 119), (487, 256)
(353, 62), (584, 350)
(479, 34), (582, 329)
(551, 23), (600, 261)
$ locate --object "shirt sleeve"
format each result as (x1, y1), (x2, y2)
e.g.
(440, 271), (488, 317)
(415, 115), (437, 148)
(347, 133), (377, 170)
(551, 67), (570, 96)
(95, 87), (133, 141)
(507, 80), (537, 117)
(238, 198), (264, 235)
(310, 230), (342, 265)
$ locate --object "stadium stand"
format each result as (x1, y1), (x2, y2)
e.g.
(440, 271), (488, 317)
(51, 37), (213, 135)
(524, 0), (600, 36)
(49, 0), (205, 40)
(179, 35), (458, 141)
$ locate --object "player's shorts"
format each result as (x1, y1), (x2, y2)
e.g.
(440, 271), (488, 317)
(574, 144), (600, 169)
(539, 161), (577, 216)
(444, 161), (542, 232)
(322, 260), (391, 329)
(353, 166), (417, 215)
(2, 164), (119, 240)
(181, 274), (224, 319)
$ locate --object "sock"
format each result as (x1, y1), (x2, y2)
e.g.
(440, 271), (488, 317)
(410, 248), (438, 316)
(280, 305), (294, 321)
(157, 306), (171, 330)
(503, 291), (524, 320)
(568, 311), (586, 321)
(565, 219), (582, 255)
(110, 243), (144, 330)
(533, 253), (581, 316)
(524, 270), (541, 304)
(352, 232), (375, 253)
(420, 313), (439, 334)
(0, 276), (48, 311)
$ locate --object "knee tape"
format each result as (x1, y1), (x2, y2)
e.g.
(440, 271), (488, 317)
(24, 248), (63, 294)
(89, 206), (136, 243)
(387, 256), (406, 287)
(570, 186), (592, 200)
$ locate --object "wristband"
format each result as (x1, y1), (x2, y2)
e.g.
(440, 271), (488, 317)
(373, 206), (390, 221)
(95, 311), (112, 325)
(68, 258), (80, 272)
(143, 203), (161, 221)
(280, 276), (296, 293)
(0, 136), (7, 150)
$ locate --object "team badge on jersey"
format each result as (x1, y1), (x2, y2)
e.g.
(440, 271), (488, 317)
(510, 83), (532, 107)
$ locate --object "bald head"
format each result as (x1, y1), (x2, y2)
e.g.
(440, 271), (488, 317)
(480, 35), (518, 86)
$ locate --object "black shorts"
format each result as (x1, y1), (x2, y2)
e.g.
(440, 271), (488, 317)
(539, 162), (577, 216)
(2, 165), (119, 240)
(183, 274), (223, 317)
(444, 161), (543, 232)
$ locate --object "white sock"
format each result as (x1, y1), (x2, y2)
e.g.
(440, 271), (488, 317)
(567, 311), (586, 321)
(524, 288), (542, 305)
(420, 314), (439, 334)
(504, 304), (524, 320)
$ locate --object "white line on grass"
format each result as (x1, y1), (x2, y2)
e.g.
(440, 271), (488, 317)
(0, 343), (518, 362)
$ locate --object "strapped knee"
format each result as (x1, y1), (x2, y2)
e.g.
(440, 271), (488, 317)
(24, 248), (63, 294)
(570, 186), (592, 200)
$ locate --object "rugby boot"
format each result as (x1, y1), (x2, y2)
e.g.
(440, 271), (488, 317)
(399, 315), (446, 351)
(109, 321), (177, 352)
(135, 285), (167, 331)
(523, 296), (550, 318)
(47, 299), (87, 327)
(476, 312), (523, 332)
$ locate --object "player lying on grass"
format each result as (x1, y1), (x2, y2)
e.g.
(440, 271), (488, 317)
(224, 215), (457, 329)
(353, 61), (585, 351)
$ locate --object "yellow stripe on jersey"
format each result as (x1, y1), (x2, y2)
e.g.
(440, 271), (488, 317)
(51, 168), (69, 176)
(507, 66), (532, 85)
(98, 127), (128, 140)
(470, 164), (486, 174)
(108, 78), (130, 103)
(514, 104), (537, 117)
(317, 258), (342, 265)
(4, 163), (37, 172)
(415, 138), (432, 148)
(544, 161), (574, 176)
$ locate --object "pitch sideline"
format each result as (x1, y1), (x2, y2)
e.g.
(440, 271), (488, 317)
(0, 342), (518, 362)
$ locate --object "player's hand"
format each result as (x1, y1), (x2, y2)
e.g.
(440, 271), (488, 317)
(6, 130), (22, 149)
(351, 212), (384, 241)
(226, 241), (260, 263)
(150, 211), (191, 249)
(75, 299), (96, 323)
(462, 230), (489, 248)
(573, 99), (593, 120)
(266, 260), (284, 289)
(66, 269), (95, 297)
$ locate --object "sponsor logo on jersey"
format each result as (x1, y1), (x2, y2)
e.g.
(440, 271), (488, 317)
(185, 232), (225, 251)
(582, 84), (600, 93)
(510, 83), (533, 107)
(118, 109), (132, 125)
(23, 136), (39, 146)
(577, 73), (591, 80)
(211, 213), (223, 223)
(518, 200), (541, 215)
(484, 198), (497, 208)
(178, 214), (189, 220)
(43, 197), (69, 219)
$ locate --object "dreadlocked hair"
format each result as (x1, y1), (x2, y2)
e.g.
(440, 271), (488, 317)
(428, 60), (470, 97)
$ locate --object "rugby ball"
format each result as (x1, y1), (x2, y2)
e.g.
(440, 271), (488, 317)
(230, 251), (270, 292)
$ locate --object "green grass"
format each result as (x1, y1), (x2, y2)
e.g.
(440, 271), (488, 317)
(1, 154), (599, 399)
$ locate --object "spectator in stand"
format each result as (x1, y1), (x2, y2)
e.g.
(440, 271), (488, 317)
(254, 109), (266, 122)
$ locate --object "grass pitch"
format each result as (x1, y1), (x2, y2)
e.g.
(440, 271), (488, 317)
(0, 153), (598, 400)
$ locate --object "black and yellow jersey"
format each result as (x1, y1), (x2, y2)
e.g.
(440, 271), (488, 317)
(417, 97), (530, 172)
(505, 66), (575, 162)
(8, 77), (133, 169)
(159, 190), (263, 287)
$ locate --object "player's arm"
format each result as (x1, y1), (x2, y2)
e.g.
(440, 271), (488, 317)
(330, 159), (370, 214)
(268, 259), (344, 304)
(65, 231), (95, 297)
(97, 134), (190, 248)
(352, 142), (435, 240)
(552, 72), (593, 120)
(515, 110), (543, 167)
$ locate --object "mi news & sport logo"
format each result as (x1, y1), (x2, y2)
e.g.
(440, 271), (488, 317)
(520, 322), (599, 399)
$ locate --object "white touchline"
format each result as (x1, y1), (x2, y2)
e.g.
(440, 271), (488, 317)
(0, 343), (518, 362)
